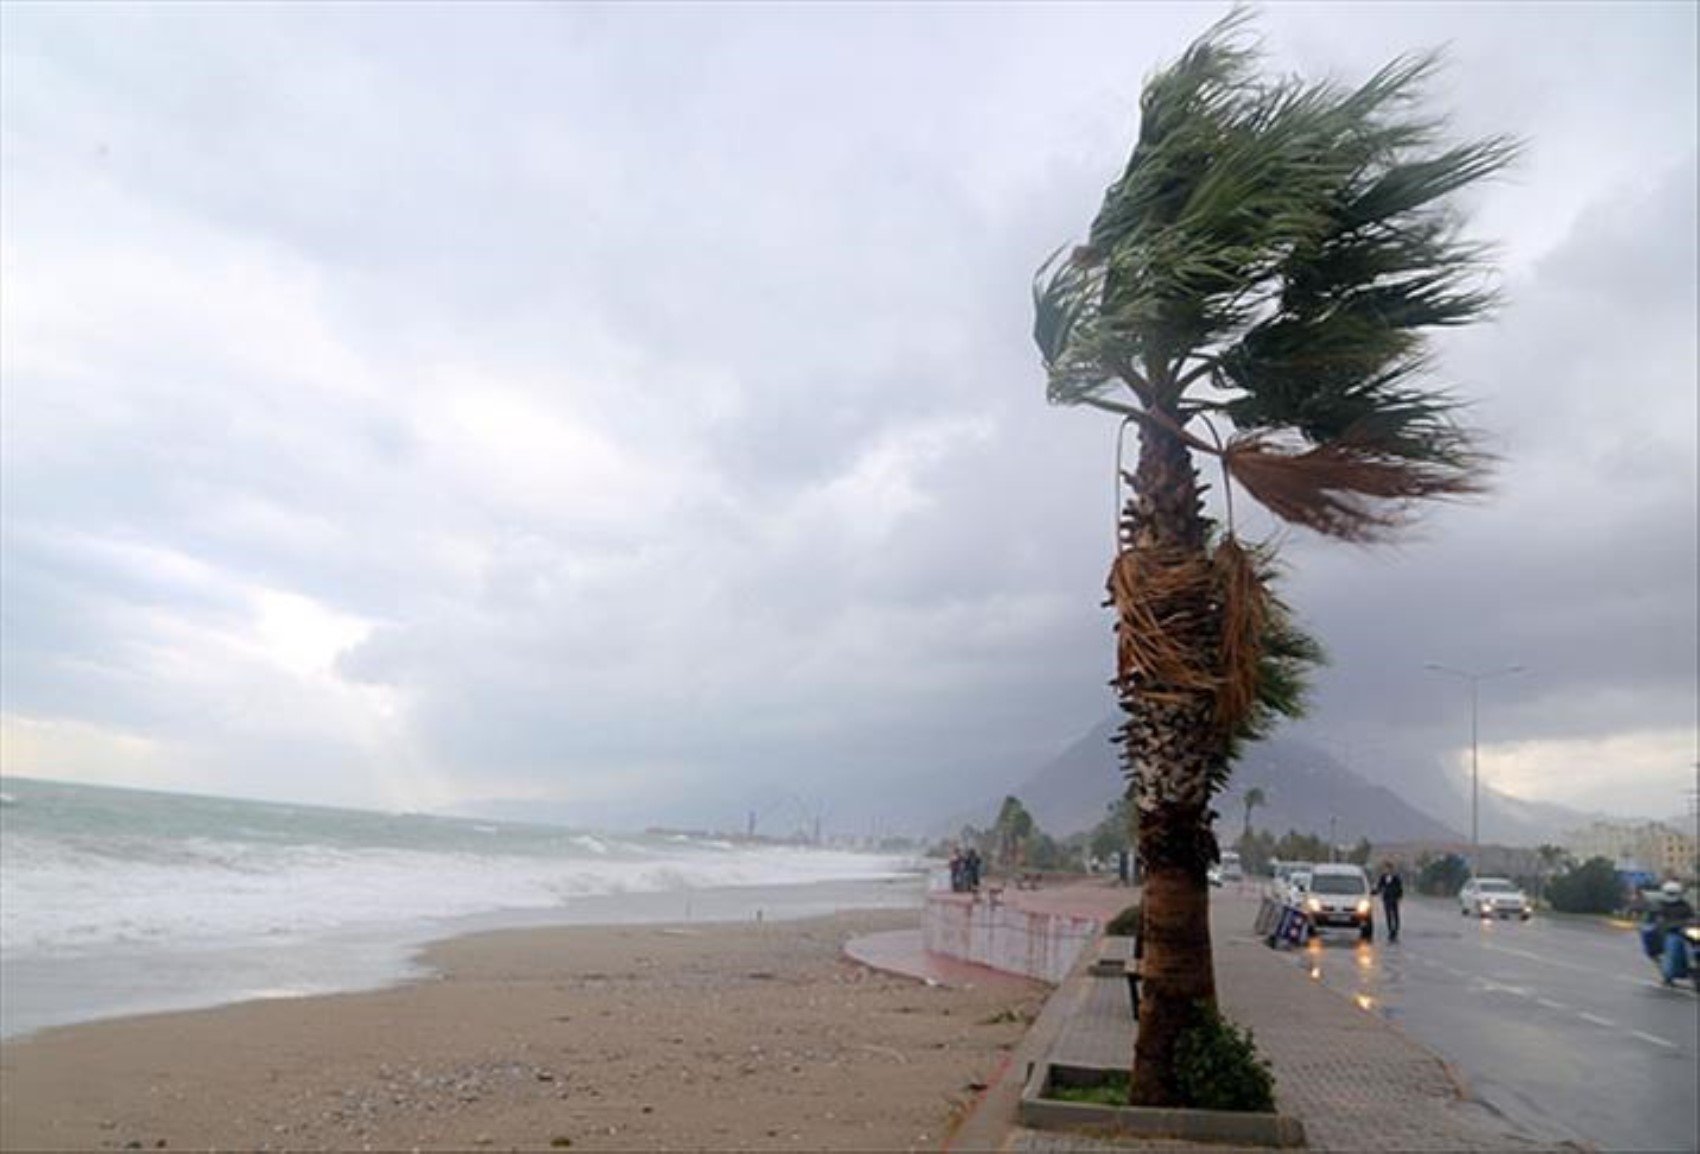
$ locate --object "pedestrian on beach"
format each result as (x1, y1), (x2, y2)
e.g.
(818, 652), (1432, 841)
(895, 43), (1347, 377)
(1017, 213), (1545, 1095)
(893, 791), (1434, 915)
(965, 847), (983, 892)
(1374, 863), (1404, 942)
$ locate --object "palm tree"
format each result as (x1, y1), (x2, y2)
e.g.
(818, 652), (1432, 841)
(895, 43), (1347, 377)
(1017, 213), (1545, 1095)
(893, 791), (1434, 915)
(993, 795), (1037, 873)
(1033, 12), (1515, 1105)
(1534, 842), (1569, 904)
(1241, 786), (1266, 841)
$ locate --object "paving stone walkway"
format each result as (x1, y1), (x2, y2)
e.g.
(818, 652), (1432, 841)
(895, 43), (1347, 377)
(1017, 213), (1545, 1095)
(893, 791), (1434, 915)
(1206, 893), (1564, 1153)
(853, 879), (1570, 1152)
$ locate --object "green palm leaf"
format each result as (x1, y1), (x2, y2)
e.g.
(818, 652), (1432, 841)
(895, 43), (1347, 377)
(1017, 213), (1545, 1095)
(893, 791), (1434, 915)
(1037, 10), (1517, 536)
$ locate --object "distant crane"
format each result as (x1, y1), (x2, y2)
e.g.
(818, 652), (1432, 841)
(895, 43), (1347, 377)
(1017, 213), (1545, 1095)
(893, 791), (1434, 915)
(742, 790), (830, 844)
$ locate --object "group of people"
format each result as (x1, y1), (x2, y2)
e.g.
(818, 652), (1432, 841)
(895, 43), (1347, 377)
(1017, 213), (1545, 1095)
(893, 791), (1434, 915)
(947, 846), (983, 893)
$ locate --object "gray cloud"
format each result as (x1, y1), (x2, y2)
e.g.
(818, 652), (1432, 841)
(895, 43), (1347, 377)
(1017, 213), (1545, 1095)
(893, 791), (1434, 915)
(2, 3), (1694, 831)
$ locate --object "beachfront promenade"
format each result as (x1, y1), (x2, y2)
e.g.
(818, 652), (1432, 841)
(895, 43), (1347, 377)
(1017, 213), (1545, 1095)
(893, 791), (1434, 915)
(848, 879), (1555, 1152)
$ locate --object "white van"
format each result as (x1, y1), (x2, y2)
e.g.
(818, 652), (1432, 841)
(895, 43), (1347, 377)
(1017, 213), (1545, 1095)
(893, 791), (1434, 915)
(1302, 863), (1374, 940)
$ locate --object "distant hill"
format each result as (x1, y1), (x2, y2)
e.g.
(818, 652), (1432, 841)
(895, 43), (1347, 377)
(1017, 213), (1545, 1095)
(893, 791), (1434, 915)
(947, 720), (1469, 846)
(1000, 719), (1127, 837)
(1217, 739), (1463, 845)
(1473, 787), (1602, 846)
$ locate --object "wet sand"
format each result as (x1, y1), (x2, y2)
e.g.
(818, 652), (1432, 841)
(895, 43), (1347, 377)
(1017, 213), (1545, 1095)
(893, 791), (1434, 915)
(0, 908), (1043, 1151)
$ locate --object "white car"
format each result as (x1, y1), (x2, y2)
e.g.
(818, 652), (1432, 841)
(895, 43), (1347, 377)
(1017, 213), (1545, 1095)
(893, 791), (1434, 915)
(1301, 863), (1375, 940)
(1460, 877), (1531, 920)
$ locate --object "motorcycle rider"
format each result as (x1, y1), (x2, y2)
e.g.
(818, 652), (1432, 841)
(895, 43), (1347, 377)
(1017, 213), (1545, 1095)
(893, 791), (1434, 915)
(1642, 880), (1695, 985)
(1650, 879), (1695, 928)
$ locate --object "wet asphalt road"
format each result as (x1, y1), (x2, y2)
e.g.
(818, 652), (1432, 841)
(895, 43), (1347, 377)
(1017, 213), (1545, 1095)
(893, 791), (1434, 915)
(1280, 892), (1699, 1153)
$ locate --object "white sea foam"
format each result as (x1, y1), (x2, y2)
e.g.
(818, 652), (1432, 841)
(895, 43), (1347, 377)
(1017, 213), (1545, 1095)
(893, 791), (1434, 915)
(0, 832), (911, 959)
(0, 778), (922, 1037)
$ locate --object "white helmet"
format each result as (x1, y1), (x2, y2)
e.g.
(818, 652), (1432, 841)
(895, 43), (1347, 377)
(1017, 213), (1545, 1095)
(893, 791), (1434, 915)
(1661, 880), (1684, 898)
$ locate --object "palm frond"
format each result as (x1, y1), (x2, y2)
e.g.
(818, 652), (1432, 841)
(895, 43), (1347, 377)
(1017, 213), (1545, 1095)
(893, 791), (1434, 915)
(1212, 536), (1267, 734)
(1211, 534), (1325, 748)
(1222, 428), (1487, 542)
(1223, 543), (1324, 762)
(1106, 547), (1218, 701)
(1037, 11), (1516, 537)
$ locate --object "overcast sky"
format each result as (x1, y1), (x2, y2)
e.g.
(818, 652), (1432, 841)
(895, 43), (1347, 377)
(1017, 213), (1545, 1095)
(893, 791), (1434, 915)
(2, 2), (1695, 835)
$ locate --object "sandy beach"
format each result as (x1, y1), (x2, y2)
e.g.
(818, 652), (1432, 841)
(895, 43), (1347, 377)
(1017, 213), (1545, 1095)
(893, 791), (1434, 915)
(0, 908), (1043, 1152)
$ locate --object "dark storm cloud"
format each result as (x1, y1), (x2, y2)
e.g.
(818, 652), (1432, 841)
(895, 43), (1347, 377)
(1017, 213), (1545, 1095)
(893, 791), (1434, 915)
(2, 3), (1693, 826)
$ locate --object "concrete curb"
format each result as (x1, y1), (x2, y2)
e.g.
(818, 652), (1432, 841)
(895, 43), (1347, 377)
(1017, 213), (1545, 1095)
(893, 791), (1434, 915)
(944, 941), (1097, 1151)
(1018, 1061), (1306, 1148)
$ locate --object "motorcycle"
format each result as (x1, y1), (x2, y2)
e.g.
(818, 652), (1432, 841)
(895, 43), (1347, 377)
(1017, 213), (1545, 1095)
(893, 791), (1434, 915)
(1638, 914), (1700, 991)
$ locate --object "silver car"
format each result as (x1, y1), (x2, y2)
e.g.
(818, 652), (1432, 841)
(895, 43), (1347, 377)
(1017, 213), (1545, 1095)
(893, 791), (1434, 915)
(1460, 877), (1531, 920)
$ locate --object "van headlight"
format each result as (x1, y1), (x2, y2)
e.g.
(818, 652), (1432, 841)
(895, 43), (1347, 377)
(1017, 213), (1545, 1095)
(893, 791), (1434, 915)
(1356, 899), (1371, 915)
(1305, 897), (1322, 912)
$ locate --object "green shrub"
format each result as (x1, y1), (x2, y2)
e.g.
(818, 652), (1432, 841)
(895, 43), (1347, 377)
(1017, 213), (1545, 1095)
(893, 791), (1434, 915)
(1547, 856), (1622, 914)
(1104, 903), (1142, 937)
(1048, 1072), (1131, 1105)
(1416, 852), (1470, 897)
(1174, 1004), (1275, 1113)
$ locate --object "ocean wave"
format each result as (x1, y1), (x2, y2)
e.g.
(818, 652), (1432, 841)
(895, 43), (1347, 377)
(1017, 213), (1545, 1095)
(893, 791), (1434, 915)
(0, 830), (914, 957)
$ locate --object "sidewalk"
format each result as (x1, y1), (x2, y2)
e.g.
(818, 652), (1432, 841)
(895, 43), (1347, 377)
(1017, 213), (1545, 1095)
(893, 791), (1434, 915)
(1199, 888), (1558, 1152)
(849, 879), (1561, 1152)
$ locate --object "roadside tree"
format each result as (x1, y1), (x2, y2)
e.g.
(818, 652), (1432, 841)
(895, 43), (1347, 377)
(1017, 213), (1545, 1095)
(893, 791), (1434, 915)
(1416, 852), (1470, 896)
(992, 795), (1038, 872)
(1274, 830), (1329, 864)
(1532, 843), (1571, 904)
(1240, 787), (1267, 841)
(1090, 797), (1134, 863)
(1547, 856), (1622, 915)
(1235, 828), (1276, 877)
(1034, 11), (1513, 1103)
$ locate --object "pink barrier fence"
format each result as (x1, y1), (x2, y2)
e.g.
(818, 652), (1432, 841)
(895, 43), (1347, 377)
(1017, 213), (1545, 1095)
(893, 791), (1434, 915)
(922, 892), (1101, 983)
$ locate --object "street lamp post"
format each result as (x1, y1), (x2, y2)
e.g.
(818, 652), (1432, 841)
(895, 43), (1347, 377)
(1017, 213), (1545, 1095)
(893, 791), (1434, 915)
(1424, 662), (1524, 876)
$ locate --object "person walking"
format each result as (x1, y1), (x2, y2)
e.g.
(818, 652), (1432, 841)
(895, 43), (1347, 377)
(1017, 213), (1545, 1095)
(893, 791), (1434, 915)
(964, 847), (983, 892)
(1374, 863), (1405, 942)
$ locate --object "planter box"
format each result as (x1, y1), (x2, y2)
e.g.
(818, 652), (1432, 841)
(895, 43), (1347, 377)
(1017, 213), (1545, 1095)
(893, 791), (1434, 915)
(1019, 1062), (1305, 1148)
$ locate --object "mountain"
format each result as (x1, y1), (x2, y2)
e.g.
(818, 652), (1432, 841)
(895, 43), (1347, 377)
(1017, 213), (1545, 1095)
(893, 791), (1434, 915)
(1313, 732), (1602, 846)
(1000, 719), (1127, 837)
(1218, 739), (1463, 844)
(1472, 788), (1603, 846)
(951, 720), (1465, 845)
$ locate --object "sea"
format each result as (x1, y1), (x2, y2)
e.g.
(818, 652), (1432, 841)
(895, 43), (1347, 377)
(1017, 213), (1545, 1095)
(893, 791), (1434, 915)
(0, 776), (924, 1040)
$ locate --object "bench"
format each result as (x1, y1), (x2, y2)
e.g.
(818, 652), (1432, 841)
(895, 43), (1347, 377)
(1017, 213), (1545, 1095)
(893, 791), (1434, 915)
(1089, 935), (1141, 1020)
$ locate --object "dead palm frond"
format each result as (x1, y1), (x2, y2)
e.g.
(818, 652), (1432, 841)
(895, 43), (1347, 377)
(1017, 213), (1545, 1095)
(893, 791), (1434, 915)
(1222, 429), (1489, 543)
(1106, 547), (1218, 702)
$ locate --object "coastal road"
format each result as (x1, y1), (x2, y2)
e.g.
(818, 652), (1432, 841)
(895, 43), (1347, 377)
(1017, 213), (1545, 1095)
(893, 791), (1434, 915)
(1272, 892), (1699, 1152)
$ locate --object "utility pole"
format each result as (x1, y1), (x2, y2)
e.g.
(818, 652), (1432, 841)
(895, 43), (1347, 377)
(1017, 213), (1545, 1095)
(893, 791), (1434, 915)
(1425, 662), (1525, 877)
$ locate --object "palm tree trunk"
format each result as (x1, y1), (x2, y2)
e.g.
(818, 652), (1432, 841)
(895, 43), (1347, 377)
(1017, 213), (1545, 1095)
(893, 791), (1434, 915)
(1115, 417), (1221, 1107)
